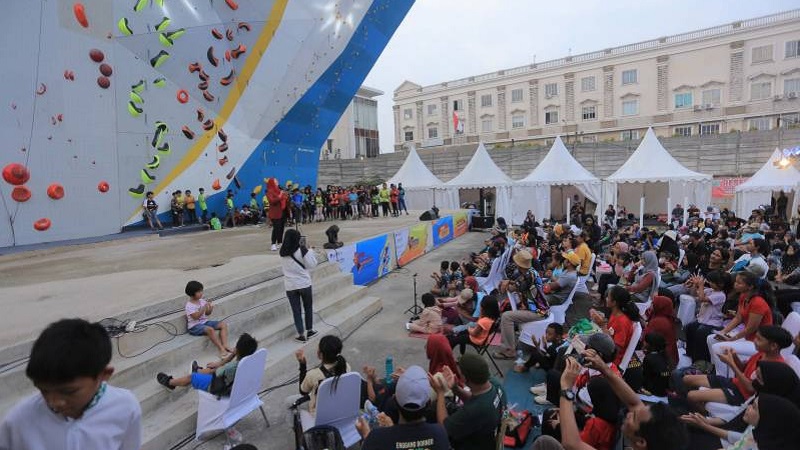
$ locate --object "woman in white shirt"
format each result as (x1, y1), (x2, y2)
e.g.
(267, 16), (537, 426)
(280, 229), (318, 342)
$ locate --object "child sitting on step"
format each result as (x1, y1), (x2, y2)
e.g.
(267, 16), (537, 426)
(156, 333), (257, 394)
(406, 293), (443, 334)
(184, 280), (233, 358)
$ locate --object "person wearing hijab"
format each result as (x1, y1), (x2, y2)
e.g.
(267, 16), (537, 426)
(644, 296), (679, 367)
(426, 334), (464, 387)
(280, 229), (318, 342)
(627, 250), (660, 303)
(266, 178), (289, 251)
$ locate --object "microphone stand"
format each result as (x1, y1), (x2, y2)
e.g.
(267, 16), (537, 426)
(404, 273), (422, 320)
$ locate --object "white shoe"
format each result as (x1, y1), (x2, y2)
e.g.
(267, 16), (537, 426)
(271, 244), (277, 251)
(534, 394), (553, 405)
(529, 383), (547, 395)
(405, 323), (411, 331)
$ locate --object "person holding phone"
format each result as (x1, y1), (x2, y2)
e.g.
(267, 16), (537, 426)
(280, 229), (318, 342)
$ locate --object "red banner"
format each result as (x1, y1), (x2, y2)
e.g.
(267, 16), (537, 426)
(712, 177), (747, 198)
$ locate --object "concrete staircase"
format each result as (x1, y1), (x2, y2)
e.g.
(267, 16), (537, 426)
(0, 261), (381, 450)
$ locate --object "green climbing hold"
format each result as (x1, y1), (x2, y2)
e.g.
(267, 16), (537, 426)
(131, 80), (145, 93)
(118, 18), (133, 35)
(140, 169), (156, 184)
(155, 16), (170, 32)
(134, 0), (148, 13)
(146, 154), (160, 169)
(158, 33), (173, 47)
(153, 77), (166, 87)
(150, 50), (170, 68)
(130, 91), (144, 104)
(127, 101), (143, 117)
(157, 142), (171, 155)
(129, 184), (146, 198)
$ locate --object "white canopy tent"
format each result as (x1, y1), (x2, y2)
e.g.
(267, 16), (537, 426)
(386, 145), (444, 210)
(734, 148), (800, 219)
(604, 128), (712, 224)
(443, 143), (513, 220)
(512, 136), (601, 224)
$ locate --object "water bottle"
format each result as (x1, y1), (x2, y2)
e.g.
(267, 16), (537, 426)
(362, 399), (380, 425)
(385, 355), (394, 386)
(515, 349), (525, 366)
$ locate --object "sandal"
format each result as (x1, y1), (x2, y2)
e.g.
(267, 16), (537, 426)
(156, 372), (175, 390)
(492, 351), (515, 360)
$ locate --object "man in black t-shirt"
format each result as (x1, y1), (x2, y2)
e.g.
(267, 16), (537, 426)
(356, 365), (449, 450)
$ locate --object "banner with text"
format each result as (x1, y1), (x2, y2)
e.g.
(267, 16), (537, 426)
(453, 212), (469, 237)
(350, 233), (396, 285)
(396, 222), (431, 267)
(431, 216), (454, 249)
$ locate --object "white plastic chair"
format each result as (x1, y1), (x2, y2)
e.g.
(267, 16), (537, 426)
(195, 348), (269, 441)
(477, 247), (512, 293)
(518, 313), (554, 348)
(549, 280), (580, 325)
(705, 394), (748, 422)
(300, 372), (362, 448)
(781, 312), (800, 358)
(677, 248), (686, 269)
(785, 354), (800, 378)
(619, 322), (643, 373)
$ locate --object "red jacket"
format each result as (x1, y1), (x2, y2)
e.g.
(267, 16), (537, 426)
(266, 179), (287, 220)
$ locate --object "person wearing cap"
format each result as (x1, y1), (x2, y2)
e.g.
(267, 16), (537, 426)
(543, 252), (580, 306)
(558, 351), (688, 450)
(729, 238), (769, 279)
(429, 354), (507, 450)
(684, 325), (791, 411)
(495, 250), (548, 359)
(356, 365), (449, 449)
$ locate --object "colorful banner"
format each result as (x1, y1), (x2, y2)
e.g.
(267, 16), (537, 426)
(396, 222), (430, 267)
(712, 177), (748, 199)
(431, 216), (454, 248)
(351, 234), (395, 285)
(453, 212), (468, 237)
(326, 245), (356, 276)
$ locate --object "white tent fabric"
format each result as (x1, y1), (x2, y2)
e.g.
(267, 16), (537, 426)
(386, 145), (444, 210)
(444, 143), (514, 220)
(605, 128), (712, 216)
(734, 148), (800, 218)
(513, 136), (601, 224)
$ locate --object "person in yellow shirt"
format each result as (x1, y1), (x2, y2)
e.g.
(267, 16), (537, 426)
(574, 231), (593, 276)
(184, 190), (197, 224)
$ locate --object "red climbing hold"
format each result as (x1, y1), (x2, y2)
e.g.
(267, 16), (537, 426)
(98, 181), (110, 193)
(11, 186), (31, 202)
(73, 3), (89, 28)
(97, 76), (110, 89)
(47, 183), (65, 200)
(99, 63), (113, 76)
(33, 218), (51, 231)
(2, 163), (30, 185)
(36, 83), (47, 95)
(89, 49), (104, 63)
(225, 0), (239, 10)
(212, 179), (221, 190)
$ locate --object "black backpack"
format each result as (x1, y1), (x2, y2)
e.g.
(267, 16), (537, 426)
(303, 425), (345, 450)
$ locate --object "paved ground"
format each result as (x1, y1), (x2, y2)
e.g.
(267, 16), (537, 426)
(183, 231), (496, 450)
(0, 212), (439, 350)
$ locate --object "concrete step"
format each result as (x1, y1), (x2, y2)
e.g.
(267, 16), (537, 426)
(0, 262), (341, 418)
(140, 294), (383, 450)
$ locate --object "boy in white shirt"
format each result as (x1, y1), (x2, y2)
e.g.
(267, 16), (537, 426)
(185, 280), (232, 358)
(0, 319), (141, 450)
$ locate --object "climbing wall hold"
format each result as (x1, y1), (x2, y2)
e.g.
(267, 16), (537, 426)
(89, 48), (104, 62)
(33, 218), (52, 231)
(176, 89), (189, 103)
(47, 183), (65, 200)
(2, 163), (30, 185)
(99, 63), (113, 76)
(73, 3), (89, 28)
(11, 186), (32, 202)
(97, 76), (110, 89)
(98, 181), (110, 193)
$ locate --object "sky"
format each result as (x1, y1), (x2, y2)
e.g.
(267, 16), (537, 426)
(363, 0), (799, 153)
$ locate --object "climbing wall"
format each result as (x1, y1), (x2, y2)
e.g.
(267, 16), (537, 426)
(0, 0), (414, 246)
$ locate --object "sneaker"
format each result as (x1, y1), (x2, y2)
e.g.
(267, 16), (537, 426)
(156, 373), (175, 390)
(271, 244), (277, 251)
(405, 323), (411, 331)
(191, 361), (199, 373)
(294, 335), (307, 343)
(534, 394), (553, 405)
(306, 330), (318, 339)
(529, 383), (547, 395)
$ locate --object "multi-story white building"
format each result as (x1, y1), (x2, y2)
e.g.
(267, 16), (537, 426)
(393, 10), (800, 150)
(321, 85), (383, 160)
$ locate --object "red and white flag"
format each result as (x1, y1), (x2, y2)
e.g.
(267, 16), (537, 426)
(453, 110), (464, 134)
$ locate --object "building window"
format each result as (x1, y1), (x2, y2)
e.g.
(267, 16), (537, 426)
(620, 130), (640, 141)
(427, 104), (437, 116)
(581, 76), (596, 92)
(674, 92), (693, 109)
(480, 94), (493, 107)
(780, 113), (800, 128)
(581, 105), (596, 121)
(511, 88), (523, 103)
(403, 108), (412, 120)
(748, 117), (771, 131)
(750, 81), (772, 100)
(404, 131), (414, 141)
(786, 40), (800, 58)
(752, 45), (773, 63)
(427, 127), (438, 139)
(622, 69), (637, 85)
(674, 126), (692, 137)
(511, 114), (525, 129)
(481, 118), (493, 133)
(702, 88), (721, 106)
(785, 78), (800, 96)
(545, 110), (559, 124)
(700, 123), (720, 135)
(544, 83), (558, 98)
(622, 99), (639, 116)
(580, 135), (597, 144)
(453, 99), (463, 111)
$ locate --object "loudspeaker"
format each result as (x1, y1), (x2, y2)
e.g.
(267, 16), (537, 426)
(419, 209), (439, 221)
(472, 216), (495, 229)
